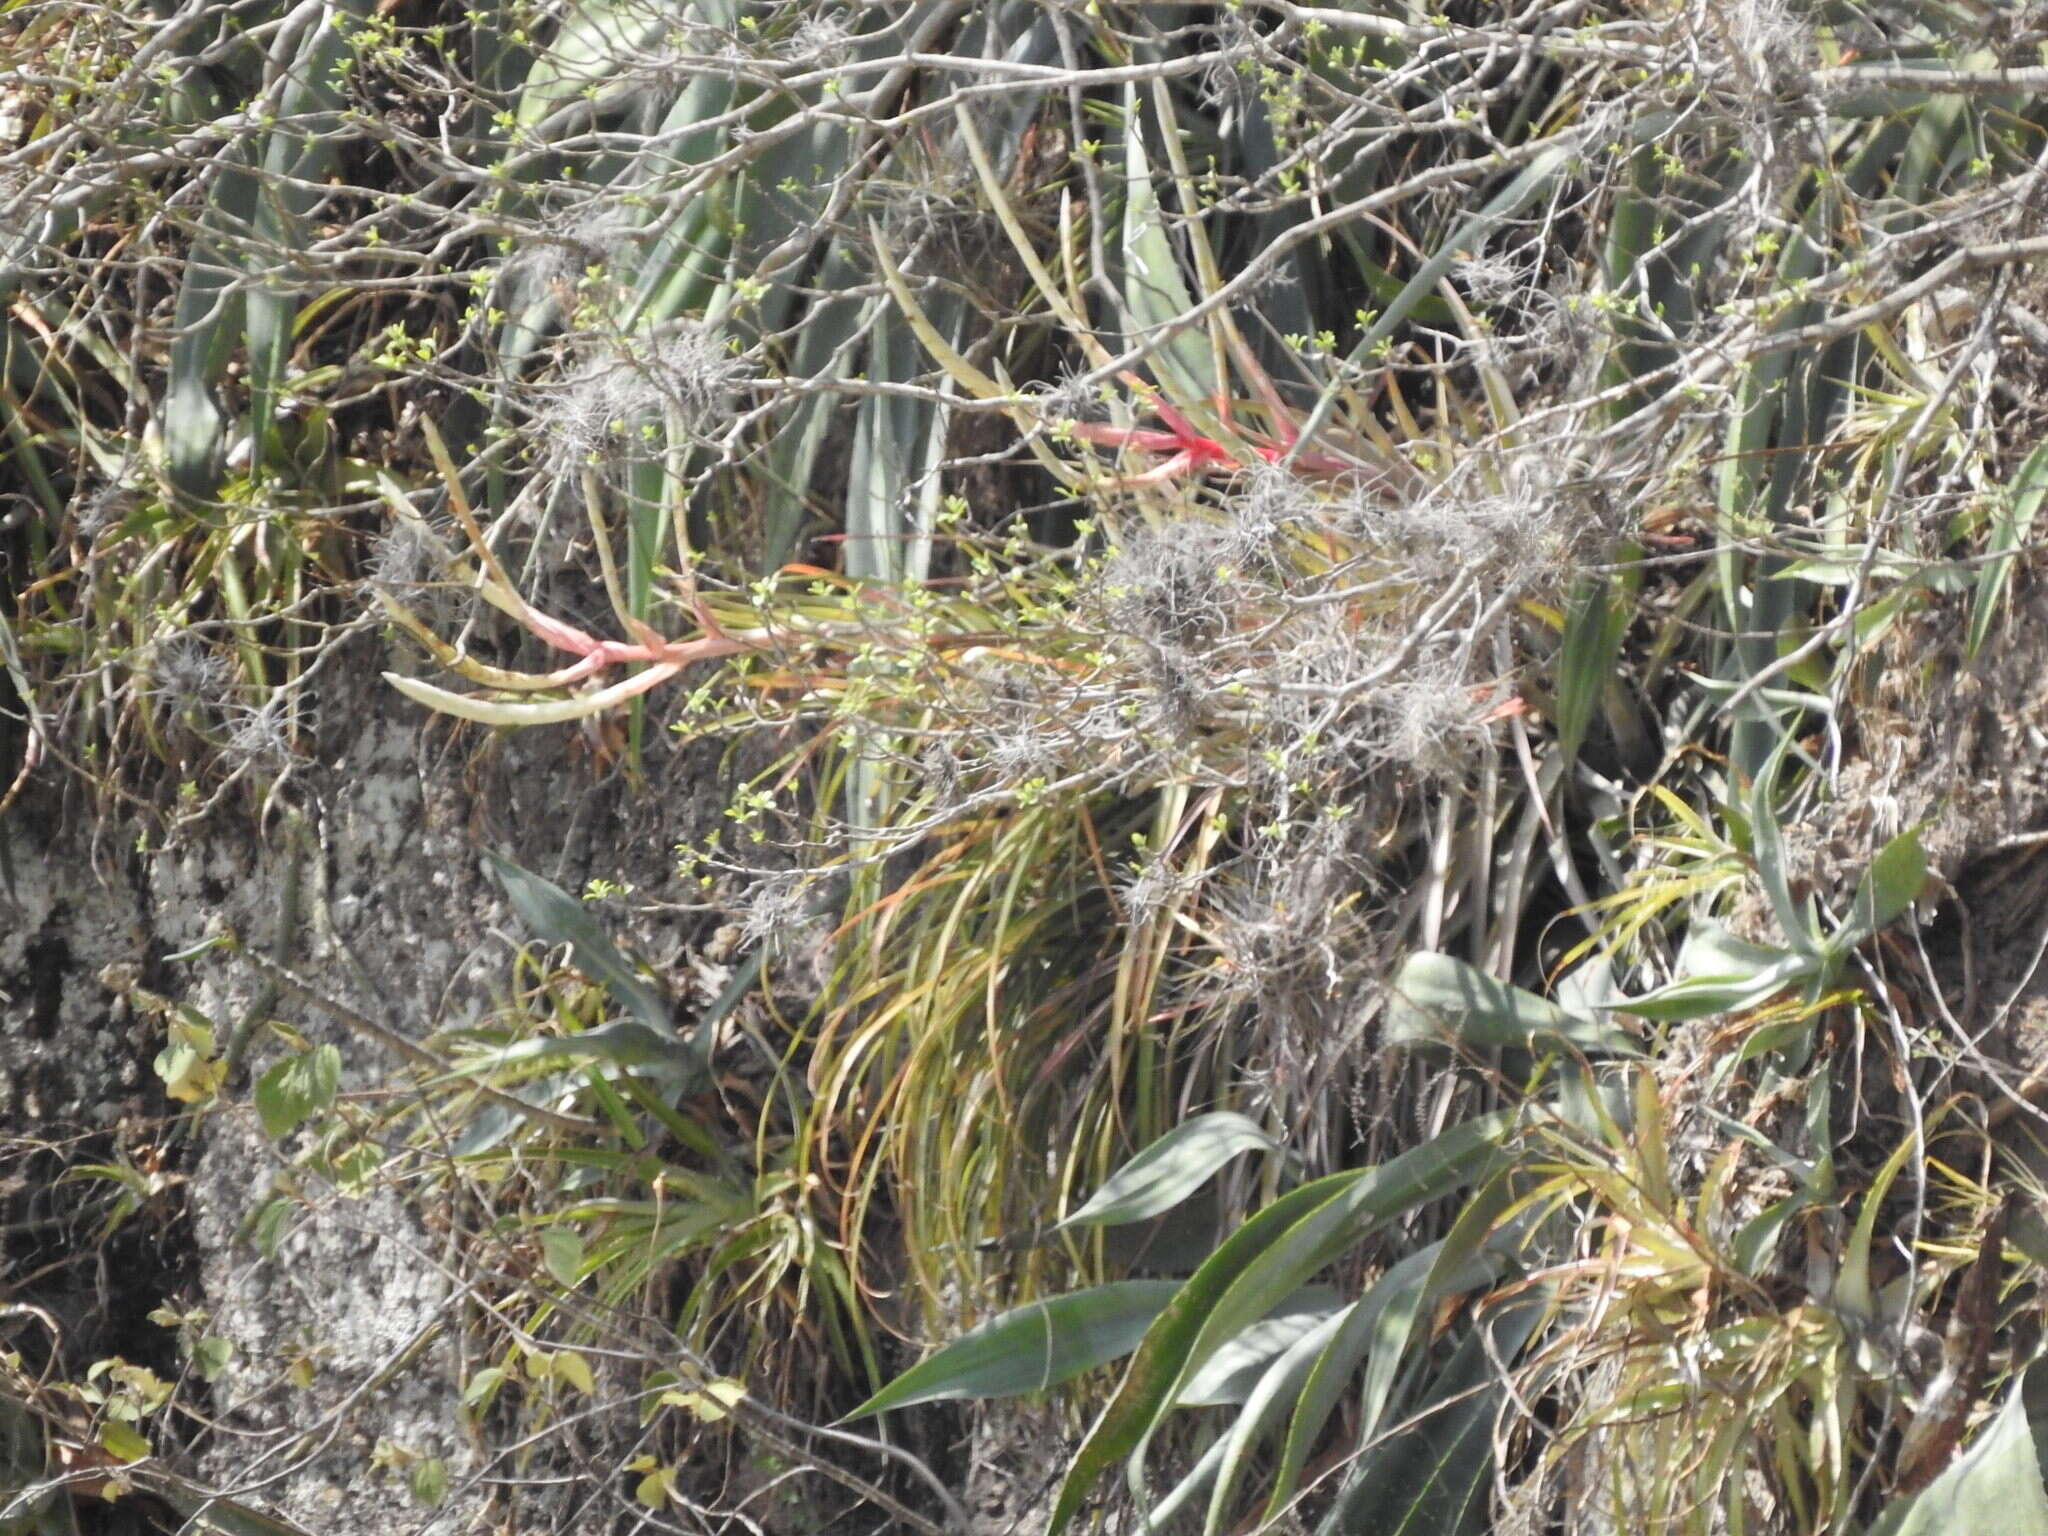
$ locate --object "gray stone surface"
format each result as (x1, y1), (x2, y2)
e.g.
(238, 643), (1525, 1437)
(1, 642), (747, 1533)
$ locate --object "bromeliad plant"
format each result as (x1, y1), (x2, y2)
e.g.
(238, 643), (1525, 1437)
(21, 0), (2048, 1530)
(841, 852), (1998, 1536)
(380, 53), (1595, 1348)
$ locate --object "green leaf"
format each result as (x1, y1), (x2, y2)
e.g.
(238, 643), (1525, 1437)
(1554, 569), (1635, 764)
(1356, 1172), (1519, 1447)
(1202, 1306), (1352, 1535)
(1618, 919), (1822, 1023)
(1058, 1112), (1276, 1232)
(1837, 1128), (1921, 1321)
(1314, 1295), (1547, 1536)
(1120, 88), (1212, 411)
(245, 1), (366, 470)
(462, 1366), (507, 1411)
(192, 1335), (234, 1382)
(1868, 1366), (2048, 1536)
(1266, 1244), (1444, 1525)
(540, 1225), (585, 1288)
(1176, 1289), (1344, 1406)
(515, 0), (672, 129)
(1387, 952), (1637, 1056)
(245, 1196), (293, 1260)
(99, 1421), (151, 1463)
(1969, 442), (2048, 662)
(1830, 828), (1928, 959)
(253, 1045), (341, 1140)
(551, 1349), (596, 1396)
(1297, 139), (1572, 455)
(845, 1280), (1181, 1419)
(486, 850), (667, 1031)
(1749, 766), (1818, 958)
(1046, 1176), (1357, 1535)
(408, 1455), (448, 1509)
(1048, 1113), (1512, 1535)
(163, 146), (255, 503)
(449, 1022), (699, 1085)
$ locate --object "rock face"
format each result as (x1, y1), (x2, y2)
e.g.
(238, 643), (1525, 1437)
(0, 646), (743, 1532)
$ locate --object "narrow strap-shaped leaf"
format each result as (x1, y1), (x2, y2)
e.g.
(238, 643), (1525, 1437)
(245, 0), (366, 471)
(1176, 1289), (1345, 1406)
(1058, 1112), (1276, 1232)
(1265, 1243), (1443, 1526)
(1120, 84), (1214, 414)
(1314, 1294), (1547, 1536)
(164, 142), (257, 502)
(1387, 952), (1636, 1057)
(1047, 1170), (1367, 1535)
(1202, 1306), (1352, 1535)
(1553, 566), (1636, 766)
(1968, 441), (2048, 661)
(1049, 1113), (1512, 1534)
(844, 1280), (1181, 1418)
(483, 851), (673, 1042)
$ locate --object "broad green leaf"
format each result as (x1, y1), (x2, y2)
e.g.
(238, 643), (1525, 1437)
(540, 1226), (585, 1289)
(1180, 1115), (1510, 1413)
(191, 1336), (234, 1382)
(463, 1366), (507, 1411)
(1058, 1112), (1276, 1232)
(846, 1280), (1181, 1418)
(245, 1197), (293, 1261)
(253, 1044), (341, 1140)
(1869, 1366), (2048, 1536)
(1387, 952), (1637, 1056)
(100, 1421), (151, 1463)
(1621, 954), (1818, 1022)
(1830, 828), (1929, 959)
(409, 1456), (448, 1509)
